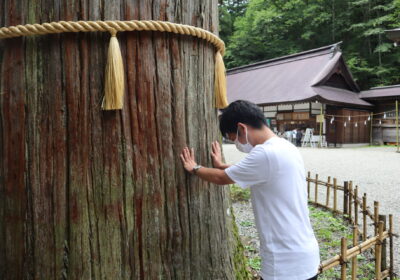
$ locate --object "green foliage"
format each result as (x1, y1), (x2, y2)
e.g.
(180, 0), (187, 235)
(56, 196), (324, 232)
(240, 220), (254, 227)
(220, 0), (400, 89)
(247, 255), (262, 271)
(230, 184), (251, 202)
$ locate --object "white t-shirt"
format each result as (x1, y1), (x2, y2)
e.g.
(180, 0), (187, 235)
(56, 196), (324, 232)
(225, 136), (320, 280)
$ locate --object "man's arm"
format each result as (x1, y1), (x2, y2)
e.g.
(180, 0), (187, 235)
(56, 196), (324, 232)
(194, 166), (234, 185)
(180, 146), (234, 185)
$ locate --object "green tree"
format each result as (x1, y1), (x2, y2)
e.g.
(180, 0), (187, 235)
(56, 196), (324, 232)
(221, 0), (400, 88)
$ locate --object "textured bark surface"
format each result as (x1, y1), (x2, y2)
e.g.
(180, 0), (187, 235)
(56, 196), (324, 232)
(0, 1), (248, 279)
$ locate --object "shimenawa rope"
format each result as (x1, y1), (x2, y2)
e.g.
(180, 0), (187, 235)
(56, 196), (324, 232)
(0, 20), (228, 110)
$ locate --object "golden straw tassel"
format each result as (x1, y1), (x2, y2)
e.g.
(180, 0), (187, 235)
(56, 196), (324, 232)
(214, 51), (228, 109)
(102, 29), (124, 110)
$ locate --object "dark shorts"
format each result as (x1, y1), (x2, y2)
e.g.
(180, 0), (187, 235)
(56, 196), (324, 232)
(261, 275), (318, 280)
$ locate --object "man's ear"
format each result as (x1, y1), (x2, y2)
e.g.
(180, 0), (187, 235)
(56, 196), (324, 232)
(237, 122), (244, 132)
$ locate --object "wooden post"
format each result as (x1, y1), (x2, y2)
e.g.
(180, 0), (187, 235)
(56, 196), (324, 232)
(344, 181), (349, 216)
(375, 221), (384, 280)
(349, 181), (353, 223)
(341, 237), (347, 280)
(315, 174), (319, 204)
(389, 215), (394, 280)
(396, 100), (399, 153)
(319, 105), (323, 148)
(379, 215), (387, 279)
(363, 193), (367, 241)
(307, 171), (311, 199)
(352, 227), (358, 280)
(370, 113), (374, 146)
(374, 201), (379, 236)
(333, 178), (338, 212)
(354, 186), (359, 227)
(326, 176), (331, 207)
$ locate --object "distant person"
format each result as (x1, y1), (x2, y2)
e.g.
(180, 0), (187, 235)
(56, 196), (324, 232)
(179, 100), (320, 280)
(285, 130), (292, 142)
(296, 129), (303, 147)
(292, 129), (297, 144)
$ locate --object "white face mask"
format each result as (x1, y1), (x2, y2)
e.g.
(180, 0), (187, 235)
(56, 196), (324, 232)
(235, 126), (254, 153)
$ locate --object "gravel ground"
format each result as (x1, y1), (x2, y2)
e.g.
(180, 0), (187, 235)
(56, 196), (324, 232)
(223, 143), (400, 275)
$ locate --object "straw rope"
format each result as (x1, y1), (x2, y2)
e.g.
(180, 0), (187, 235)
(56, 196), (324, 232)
(0, 20), (228, 110)
(0, 20), (225, 54)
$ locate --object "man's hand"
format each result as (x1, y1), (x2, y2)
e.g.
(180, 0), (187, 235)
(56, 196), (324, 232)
(211, 141), (223, 168)
(180, 147), (197, 174)
(179, 145), (234, 185)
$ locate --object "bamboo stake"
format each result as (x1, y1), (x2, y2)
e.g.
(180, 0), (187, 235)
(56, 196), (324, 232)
(341, 237), (347, 280)
(389, 214), (394, 280)
(375, 221), (384, 280)
(379, 215), (387, 279)
(315, 174), (318, 204)
(326, 176), (331, 207)
(349, 181), (353, 223)
(307, 171), (311, 199)
(347, 233), (389, 259)
(352, 227), (358, 280)
(374, 201), (379, 236)
(344, 181), (349, 216)
(321, 232), (390, 272)
(354, 186), (359, 227)
(333, 178), (337, 213)
(363, 193), (367, 241)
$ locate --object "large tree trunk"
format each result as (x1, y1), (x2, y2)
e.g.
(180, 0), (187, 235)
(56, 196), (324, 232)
(0, 1), (248, 279)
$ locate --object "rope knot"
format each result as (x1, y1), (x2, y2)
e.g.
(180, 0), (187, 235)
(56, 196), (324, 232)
(109, 28), (117, 37)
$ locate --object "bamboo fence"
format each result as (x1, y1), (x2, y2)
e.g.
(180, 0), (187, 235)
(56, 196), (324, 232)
(306, 172), (396, 280)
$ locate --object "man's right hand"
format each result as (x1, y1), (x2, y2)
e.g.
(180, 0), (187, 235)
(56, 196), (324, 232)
(211, 141), (223, 169)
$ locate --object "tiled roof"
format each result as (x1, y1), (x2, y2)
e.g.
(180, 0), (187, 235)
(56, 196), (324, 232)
(227, 43), (373, 107)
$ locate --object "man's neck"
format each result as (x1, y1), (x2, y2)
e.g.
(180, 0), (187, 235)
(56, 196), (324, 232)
(252, 126), (276, 145)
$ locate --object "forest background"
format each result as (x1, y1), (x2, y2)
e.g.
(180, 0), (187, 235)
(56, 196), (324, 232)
(219, 0), (400, 89)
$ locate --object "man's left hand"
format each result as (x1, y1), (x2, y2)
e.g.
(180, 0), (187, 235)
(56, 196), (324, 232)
(180, 147), (197, 174)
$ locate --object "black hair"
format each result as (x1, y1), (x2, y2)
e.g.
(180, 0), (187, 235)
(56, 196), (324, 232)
(219, 100), (267, 137)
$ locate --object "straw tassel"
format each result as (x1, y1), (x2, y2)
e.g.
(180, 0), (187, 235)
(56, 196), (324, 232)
(214, 51), (228, 109)
(101, 29), (124, 110)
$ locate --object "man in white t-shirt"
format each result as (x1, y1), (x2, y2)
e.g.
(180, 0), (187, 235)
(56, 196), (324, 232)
(180, 100), (320, 280)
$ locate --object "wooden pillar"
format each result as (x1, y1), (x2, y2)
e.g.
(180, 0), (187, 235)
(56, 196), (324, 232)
(354, 186), (359, 227)
(333, 178), (338, 213)
(370, 113), (374, 146)
(319, 105), (323, 148)
(349, 181), (353, 223)
(326, 176), (331, 207)
(379, 215), (387, 279)
(389, 215), (394, 280)
(374, 201), (380, 236)
(341, 237), (347, 280)
(344, 181), (349, 216)
(363, 193), (367, 241)
(375, 221), (384, 280)
(351, 227), (358, 280)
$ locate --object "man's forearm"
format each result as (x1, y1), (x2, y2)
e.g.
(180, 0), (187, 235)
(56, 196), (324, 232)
(215, 163), (231, 170)
(194, 166), (234, 185)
